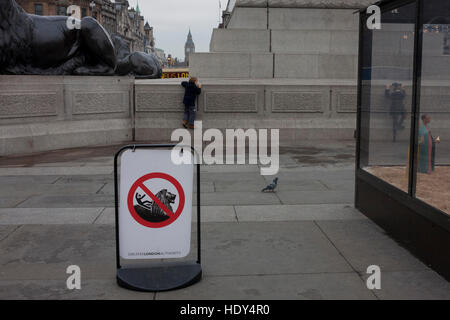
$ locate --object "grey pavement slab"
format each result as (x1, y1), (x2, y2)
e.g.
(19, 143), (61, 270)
(17, 195), (115, 208)
(276, 190), (353, 205)
(0, 225), (19, 241)
(263, 168), (354, 182)
(215, 179), (327, 192)
(33, 162), (87, 167)
(0, 222), (351, 280)
(201, 222), (352, 276)
(54, 175), (113, 184)
(156, 273), (376, 300)
(0, 183), (105, 197)
(196, 191), (281, 206)
(0, 279), (153, 300)
(235, 204), (367, 222)
(0, 176), (61, 184)
(200, 172), (267, 183)
(97, 181), (215, 195)
(0, 224), (116, 281)
(0, 197), (30, 208)
(95, 206), (237, 224)
(316, 220), (429, 273)
(362, 271), (450, 300)
(319, 179), (355, 191)
(192, 206), (237, 222)
(94, 208), (115, 224)
(0, 208), (104, 225)
(200, 164), (260, 173)
(0, 167), (113, 176)
(0, 222), (447, 299)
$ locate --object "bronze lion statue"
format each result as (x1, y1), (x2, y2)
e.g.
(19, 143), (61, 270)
(0, 0), (162, 78)
(0, 0), (116, 75)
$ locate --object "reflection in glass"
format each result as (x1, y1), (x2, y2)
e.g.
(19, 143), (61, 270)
(360, 3), (416, 192)
(415, 0), (450, 215)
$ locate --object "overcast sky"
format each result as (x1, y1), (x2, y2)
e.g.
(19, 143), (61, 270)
(127, 0), (227, 60)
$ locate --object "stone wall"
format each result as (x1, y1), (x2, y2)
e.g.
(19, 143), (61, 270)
(134, 78), (358, 144)
(191, 4), (363, 80)
(0, 76), (134, 156)
(235, 0), (374, 8)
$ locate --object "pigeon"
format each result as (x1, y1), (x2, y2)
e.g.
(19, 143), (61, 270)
(262, 178), (279, 192)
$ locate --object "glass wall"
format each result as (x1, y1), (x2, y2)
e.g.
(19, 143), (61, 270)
(359, 0), (450, 216)
(360, 2), (416, 193)
(414, 1), (450, 214)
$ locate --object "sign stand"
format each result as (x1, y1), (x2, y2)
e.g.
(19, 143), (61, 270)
(114, 144), (202, 292)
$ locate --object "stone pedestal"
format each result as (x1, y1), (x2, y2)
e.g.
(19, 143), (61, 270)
(134, 78), (358, 144)
(190, 0), (373, 80)
(0, 75), (134, 156)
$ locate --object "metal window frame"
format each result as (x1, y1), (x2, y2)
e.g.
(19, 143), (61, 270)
(356, 0), (450, 232)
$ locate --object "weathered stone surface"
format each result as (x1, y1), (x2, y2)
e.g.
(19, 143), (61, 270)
(267, 0), (373, 8)
(0, 76), (133, 156)
(200, 221), (352, 275)
(235, 0), (374, 9)
(225, 7), (268, 29)
(189, 53), (273, 79)
(333, 88), (357, 113)
(157, 273), (376, 300)
(0, 92), (58, 119)
(316, 220), (429, 272)
(235, 204), (366, 221)
(236, 0), (268, 7)
(135, 89), (184, 112)
(271, 30), (331, 53)
(204, 91), (258, 113)
(0, 208), (103, 225)
(271, 91), (324, 113)
(269, 8), (358, 30)
(72, 92), (128, 115)
(210, 29), (270, 53)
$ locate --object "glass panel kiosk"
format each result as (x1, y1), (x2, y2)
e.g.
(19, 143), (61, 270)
(356, 0), (450, 281)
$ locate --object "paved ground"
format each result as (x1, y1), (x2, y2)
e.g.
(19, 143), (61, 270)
(0, 142), (448, 300)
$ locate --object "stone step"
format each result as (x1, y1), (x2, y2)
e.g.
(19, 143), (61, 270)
(226, 6), (361, 30)
(209, 28), (358, 55)
(189, 52), (357, 79)
(189, 52), (274, 79)
(210, 29), (270, 53)
(271, 30), (358, 55)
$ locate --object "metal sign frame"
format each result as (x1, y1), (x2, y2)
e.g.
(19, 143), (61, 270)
(114, 144), (202, 292)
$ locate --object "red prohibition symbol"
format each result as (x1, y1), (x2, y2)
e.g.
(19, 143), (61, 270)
(127, 172), (185, 228)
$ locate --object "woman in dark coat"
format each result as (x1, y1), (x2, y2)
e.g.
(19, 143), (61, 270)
(181, 77), (202, 129)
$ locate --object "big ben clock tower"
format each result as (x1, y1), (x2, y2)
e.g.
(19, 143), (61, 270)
(184, 29), (195, 66)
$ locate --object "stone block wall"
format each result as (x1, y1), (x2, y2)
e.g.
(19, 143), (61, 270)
(134, 79), (358, 144)
(0, 76), (134, 156)
(190, 2), (367, 80)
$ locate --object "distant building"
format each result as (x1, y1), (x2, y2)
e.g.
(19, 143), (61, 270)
(144, 22), (155, 54)
(184, 29), (195, 66)
(17, 0), (155, 54)
(17, 0), (93, 17)
(114, 1), (146, 52)
(154, 48), (166, 65)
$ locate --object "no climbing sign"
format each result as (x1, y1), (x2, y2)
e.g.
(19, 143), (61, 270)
(127, 172), (186, 229)
(118, 148), (194, 260)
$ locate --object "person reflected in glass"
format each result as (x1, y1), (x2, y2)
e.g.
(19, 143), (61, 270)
(385, 82), (406, 142)
(418, 114), (440, 174)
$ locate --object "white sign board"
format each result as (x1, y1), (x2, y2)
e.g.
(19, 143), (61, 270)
(119, 149), (193, 259)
